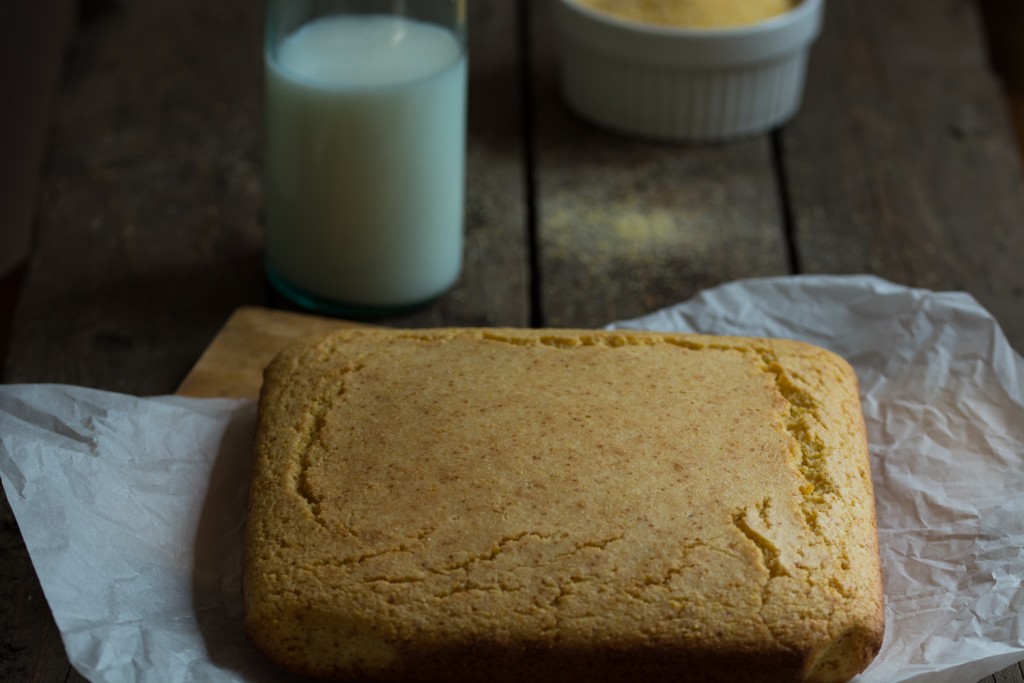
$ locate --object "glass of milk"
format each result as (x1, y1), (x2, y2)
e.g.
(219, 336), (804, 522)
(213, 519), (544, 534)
(264, 0), (467, 316)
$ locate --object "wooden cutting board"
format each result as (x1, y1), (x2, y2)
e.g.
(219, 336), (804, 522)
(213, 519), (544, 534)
(176, 306), (369, 400)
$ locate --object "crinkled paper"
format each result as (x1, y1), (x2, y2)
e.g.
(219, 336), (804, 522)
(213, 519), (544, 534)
(1, 275), (1021, 682)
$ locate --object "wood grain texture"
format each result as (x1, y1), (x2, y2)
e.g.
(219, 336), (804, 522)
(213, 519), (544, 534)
(527, 0), (791, 329)
(0, 507), (83, 683)
(781, 0), (1024, 351)
(0, 0), (74, 277)
(2, 0), (530, 393)
(0, 0), (528, 681)
(982, 660), (1024, 683)
(2, 0), (268, 394)
(176, 306), (366, 400)
(0, 2), (266, 678)
(3, 0), (1024, 680)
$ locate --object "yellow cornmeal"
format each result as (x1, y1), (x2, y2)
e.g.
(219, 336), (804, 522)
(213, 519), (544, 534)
(576, 0), (798, 29)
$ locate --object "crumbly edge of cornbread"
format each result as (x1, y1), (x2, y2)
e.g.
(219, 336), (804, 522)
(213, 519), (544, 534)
(242, 328), (884, 683)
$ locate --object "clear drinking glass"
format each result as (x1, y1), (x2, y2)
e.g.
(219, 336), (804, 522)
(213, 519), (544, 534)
(264, 0), (467, 317)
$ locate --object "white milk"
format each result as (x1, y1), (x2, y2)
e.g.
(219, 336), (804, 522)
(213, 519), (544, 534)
(265, 14), (466, 310)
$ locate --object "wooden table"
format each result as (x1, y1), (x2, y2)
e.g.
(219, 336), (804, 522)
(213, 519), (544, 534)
(2, 1), (1022, 681)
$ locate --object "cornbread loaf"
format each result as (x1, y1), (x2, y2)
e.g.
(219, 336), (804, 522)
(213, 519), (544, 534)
(574, 0), (797, 29)
(243, 328), (884, 683)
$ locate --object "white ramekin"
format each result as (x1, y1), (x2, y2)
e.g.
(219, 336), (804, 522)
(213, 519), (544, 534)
(554, 0), (825, 142)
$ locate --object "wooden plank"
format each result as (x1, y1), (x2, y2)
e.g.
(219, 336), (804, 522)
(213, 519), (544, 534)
(527, 0), (791, 329)
(176, 306), (366, 400)
(982, 661), (1024, 683)
(2, 0), (269, 395)
(0, 2), (528, 682)
(0, 513), (80, 683)
(0, 0), (74, 278)
(2, 0), (530, 394)
(0, 2), (268, 678)
(780, 0), (1024, 352)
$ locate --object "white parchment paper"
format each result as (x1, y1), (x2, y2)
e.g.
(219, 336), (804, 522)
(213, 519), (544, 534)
(1, 275), (1022, 683)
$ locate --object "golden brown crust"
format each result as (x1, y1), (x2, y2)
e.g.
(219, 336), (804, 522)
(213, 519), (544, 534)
(243, 328), (884, 682)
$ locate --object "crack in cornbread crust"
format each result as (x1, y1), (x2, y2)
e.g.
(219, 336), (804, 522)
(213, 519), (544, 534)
(243, 328), (884, 683)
